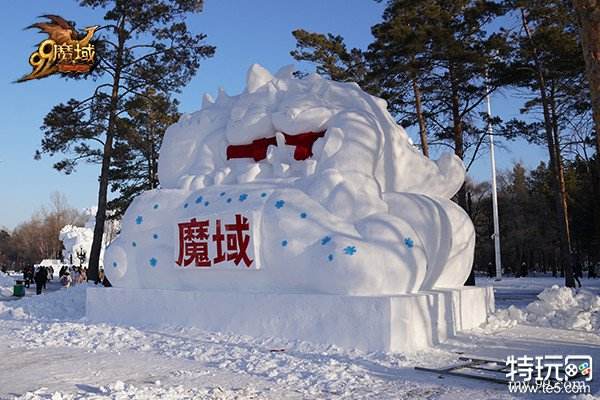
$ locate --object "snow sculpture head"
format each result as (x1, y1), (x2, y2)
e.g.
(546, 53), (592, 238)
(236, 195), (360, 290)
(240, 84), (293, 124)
(104, 64), (475, 295)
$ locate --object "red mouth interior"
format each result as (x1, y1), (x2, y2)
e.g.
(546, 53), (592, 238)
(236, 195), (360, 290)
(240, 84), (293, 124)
(226, 131), (325, 162)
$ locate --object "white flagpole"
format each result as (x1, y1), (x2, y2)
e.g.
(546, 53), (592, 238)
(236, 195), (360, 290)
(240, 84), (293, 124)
(486, 73), (502, 281)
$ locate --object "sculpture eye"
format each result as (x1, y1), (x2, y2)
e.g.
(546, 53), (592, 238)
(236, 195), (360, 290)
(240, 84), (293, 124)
(226, 131), (326, 162)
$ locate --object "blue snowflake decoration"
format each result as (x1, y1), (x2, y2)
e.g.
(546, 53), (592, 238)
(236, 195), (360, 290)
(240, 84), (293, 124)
(153, 204), (159, 210)
(226, 198), (232, 203)
(220, 192), (226, 197)
(281, 240), (288, 247)
(328, 254), (334, 262)
(132, 241), (137, 247)
(275, 200), (285, 209)
(239, 193), (248, 202)
(321, 236), (332, 245)
(112, 261), (118, 268)
(404, 237), (414, 248)
(204, 201), (210, 207)
(261, 192), (267, 198)
(183, 203), (189, 209)
(300, 212), (307, 219)
(135, 215), (143, 225)
(149, 257), (158, 268)
(195, 196), (203, 204)
(153, 233), (159, 240)
(343, 246), (357, 256)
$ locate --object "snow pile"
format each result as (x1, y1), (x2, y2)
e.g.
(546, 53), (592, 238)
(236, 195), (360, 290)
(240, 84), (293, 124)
(480, 285), (600, 333)
(15, 381), (259, 400)
(477, 305), (525, 333)
(0, 271), (15, 287)
(525, 285), (600, 331)
(0, 284), (88, 321)
(0, 271), (15, 297)
(105, 64), (475, 295)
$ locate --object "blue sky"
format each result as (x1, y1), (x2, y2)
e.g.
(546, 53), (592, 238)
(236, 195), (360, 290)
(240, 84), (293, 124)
(0, 0), (548, 230)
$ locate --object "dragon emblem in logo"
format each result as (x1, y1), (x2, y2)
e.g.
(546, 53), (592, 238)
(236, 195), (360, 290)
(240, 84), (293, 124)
(18, 15), (98, 82)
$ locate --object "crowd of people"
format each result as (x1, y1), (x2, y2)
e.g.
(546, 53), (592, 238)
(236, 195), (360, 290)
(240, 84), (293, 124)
(57, 265), (88, 288)
(21, 265), (109, 295)
(485, 258), (600, 286)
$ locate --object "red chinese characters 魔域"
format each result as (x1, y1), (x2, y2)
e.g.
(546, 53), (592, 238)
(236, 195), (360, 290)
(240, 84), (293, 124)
(176, 214), (254, 268)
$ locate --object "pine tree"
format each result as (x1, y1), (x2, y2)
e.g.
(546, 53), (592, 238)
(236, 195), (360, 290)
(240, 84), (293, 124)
(400, 0), (507, 213)
(109, 89), (180, 217)
(502, 0), (586, 286)
(291, 30), (368, 84)
(368, 0), (435, 157)
(371, 0), (510, 286)
(573, 0), (600, 262)
(35, 0), (215, 281)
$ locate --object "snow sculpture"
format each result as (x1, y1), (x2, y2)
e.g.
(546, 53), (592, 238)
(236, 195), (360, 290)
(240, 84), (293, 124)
(104, 64), (474, 295)
(60, 208), (97, 267)
(60, 208), (119, 268)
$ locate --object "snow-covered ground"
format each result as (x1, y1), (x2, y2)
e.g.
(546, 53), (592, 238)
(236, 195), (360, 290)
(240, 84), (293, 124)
(0, 274), (599, 399)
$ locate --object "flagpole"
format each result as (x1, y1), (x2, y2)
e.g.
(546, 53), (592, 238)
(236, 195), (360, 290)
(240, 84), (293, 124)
(486, 72), (502, 281)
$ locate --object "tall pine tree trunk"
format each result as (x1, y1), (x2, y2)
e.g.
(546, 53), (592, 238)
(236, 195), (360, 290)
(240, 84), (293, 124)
(449, 67), (467, 209)
(550, 81), (573, 253)
(88, 17), (126, 282)
(411, 76), (429, 158)
(449, 63), (475, 285)
(148, 127), (156, 190)
(521, 9), (575, 287)
(573, 0), (600, 262)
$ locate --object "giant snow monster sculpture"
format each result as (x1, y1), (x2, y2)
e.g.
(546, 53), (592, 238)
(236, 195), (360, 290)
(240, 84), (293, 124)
(104, 64), (474, 295)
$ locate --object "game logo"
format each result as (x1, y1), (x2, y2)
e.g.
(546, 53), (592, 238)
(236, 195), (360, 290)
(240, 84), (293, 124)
(506, 354), (593, 395)
(18, 15), (98, 82)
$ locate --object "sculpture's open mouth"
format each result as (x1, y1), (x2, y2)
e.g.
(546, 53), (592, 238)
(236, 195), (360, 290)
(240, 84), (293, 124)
(227, 131), (325, 161)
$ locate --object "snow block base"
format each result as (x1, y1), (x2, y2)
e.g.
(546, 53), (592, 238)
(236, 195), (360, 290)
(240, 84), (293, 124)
(86, 286), (494, 353)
